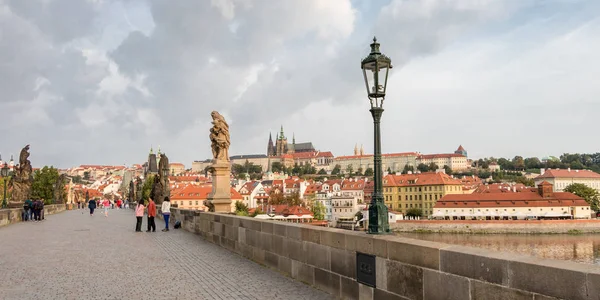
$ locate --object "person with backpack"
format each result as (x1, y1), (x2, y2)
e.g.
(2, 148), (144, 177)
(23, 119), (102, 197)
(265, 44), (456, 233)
(23, 198), (33, 221)
(88, 198), (97, 216)
(32, 199), (42, 222)
(135, 200), (145, 232)
(161, 196), (171, 232)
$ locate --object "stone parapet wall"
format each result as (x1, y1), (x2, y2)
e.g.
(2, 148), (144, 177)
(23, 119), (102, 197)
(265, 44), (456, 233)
(0, 204), (66, 227)
(392, 220), (600, 233)
(166, 208), (600, 300)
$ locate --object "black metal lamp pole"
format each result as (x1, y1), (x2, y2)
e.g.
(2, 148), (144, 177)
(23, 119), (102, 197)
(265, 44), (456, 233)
(361, 37), (392, 234)
(1, 163), (9, 209)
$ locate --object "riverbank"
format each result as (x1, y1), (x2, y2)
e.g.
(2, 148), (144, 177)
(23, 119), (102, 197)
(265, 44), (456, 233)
(390, 219), (600, 234)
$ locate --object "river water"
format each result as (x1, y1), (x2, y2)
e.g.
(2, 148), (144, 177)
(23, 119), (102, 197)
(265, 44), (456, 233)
(397, 233), (600, 265)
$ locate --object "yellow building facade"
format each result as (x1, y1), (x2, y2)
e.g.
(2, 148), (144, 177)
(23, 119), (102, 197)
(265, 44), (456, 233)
(382, 172), (463, 216)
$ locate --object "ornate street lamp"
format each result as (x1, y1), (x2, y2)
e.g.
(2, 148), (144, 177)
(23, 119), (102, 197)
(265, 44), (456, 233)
(1, 163), (9, 208)
(361, 37), (392, 234)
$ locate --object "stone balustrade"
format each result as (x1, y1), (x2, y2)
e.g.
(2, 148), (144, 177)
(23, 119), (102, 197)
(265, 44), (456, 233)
(161, 208), (600, 300)
(0, 204), (66, 227)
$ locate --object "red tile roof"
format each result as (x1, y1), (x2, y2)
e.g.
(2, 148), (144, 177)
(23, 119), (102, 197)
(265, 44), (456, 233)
(435, 191), (588, 208)
(536, 169), (600, 179)
(170, 184), (241, 200)
(419, 153), (465, 159)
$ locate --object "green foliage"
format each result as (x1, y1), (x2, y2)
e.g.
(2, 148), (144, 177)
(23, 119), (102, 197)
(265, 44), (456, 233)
(0, 177), (11, 200)
(83, 171), (91, 180)
(356, 167), (364, 176)
(364, 168), (374, 177)
(345, 164), (353, 176)
(428, 162), (439, 171)
(235, 200), (249, 216)
(406, 208), (423, 218)
(355, 211), (363, 221)
(71, 175), (84, 184)
(311, 201), (326, 220)
(331, 164), (341, 175)
(564, 183), (600, 211)
(250, 207), (263, 217)
(417, 163), (429, 173)
(232, 161), (262, 176)
(31, 166), (60, 204)
(269, 190), (302, 206)
(443, 165), (453, 175)
(318, 168), (327, 175)
(402, 165), (414, 174)
(141, 174), (154, 202)
(271, 162), (283, 173)
(515, 176), (534, 187)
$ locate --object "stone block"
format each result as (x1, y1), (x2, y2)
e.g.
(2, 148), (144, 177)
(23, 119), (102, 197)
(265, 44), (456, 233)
(508, 256), (589, 300)
(253, 247), (265, 265)
(331, 247), (356, 279)
(441, 245), (510, 285)
(586, 271), (600, 299)
(341, 276), (359, 300)
(302, 226), (321, 244)
(373, 289), (410, 300)
(271, 234), (287, 256)
(388, 237), (449, 270)
(358, 283), (374, 300)
(264, 251), (279, 270)
(345, 231), (374, 254)
(221, 215), (233, 226)
(261, 221), (273, 234)
(292, 260), (314, 285)
(287, 239), (307, 263)
(222, 238), (235, 251)
(246, 229), (258, 247)
(386, 260), (423, 300)
(260, 232), (273, 252)
(423, 269), (469, 300)
(470, 280), (533, 300)
(211, 234), (221, 245)
(213, 214), (220, 223)
(279, 256), (292, 277)
(287, 225), (302, 240)
(307, 242), (330, 270)
(314, 268), (340, 297)
(232, 217), (240, 228)
(321, 229), (346, 250)
(273, 222), (287, 237)
(242, 244), (254, 259)
(376, 257), (388, 291)
(533, 294), (560, 300)
(238, 227), (246, 245)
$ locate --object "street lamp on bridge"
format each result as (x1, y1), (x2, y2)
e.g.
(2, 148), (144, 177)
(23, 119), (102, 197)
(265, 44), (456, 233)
(1, 163), (9, 209)
(361, 37), (392, 234)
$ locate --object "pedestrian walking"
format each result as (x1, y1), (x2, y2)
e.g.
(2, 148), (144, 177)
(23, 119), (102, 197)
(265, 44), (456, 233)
(161, 196), (171, 232)
(135, 201), (145, 232)
(102, 198), (110, 217)
(146, 198), (156, 232)
(32, 199), (42, 222)
(89, 198), (97, 216)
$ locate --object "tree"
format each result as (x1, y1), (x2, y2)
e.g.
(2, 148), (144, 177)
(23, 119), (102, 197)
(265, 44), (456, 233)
(524, 157), (542, 170)
(564, 183), (600, 211)
(83, 171), (91, 181)
(311, 201), (326, 220)
(141, 174), (155, 203)
(271, 162), (283, 173)
(345, 165), (353, 176)
(428, 163), (439, 171)
(402, 165), (415, 174)
(331, 164), (341, 175)
(443, 165), (453, 175)
(235, 201), (249, 216)
(512, 156), (525, 170)
(387, 167), (392, 174)
(318, 168), (327, 175)
(364, 168), (374, 177)
(417, 163), (429, 173)
(406, 208), (423, 218)
(31, 166), (61, 204)
(284, 191), (303, 206)
(515, 176), (534, 187)
(356, 167), (364, 176)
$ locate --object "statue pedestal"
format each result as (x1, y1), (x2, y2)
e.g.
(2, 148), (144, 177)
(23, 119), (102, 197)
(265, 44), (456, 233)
(208, 161), (232, 213)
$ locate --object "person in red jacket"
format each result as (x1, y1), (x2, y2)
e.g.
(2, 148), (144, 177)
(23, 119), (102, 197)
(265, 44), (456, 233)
(146, 198), (157, 232)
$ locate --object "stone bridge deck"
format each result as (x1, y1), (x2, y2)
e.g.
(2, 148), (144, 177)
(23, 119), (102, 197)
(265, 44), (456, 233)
(0, 209), (332, 300)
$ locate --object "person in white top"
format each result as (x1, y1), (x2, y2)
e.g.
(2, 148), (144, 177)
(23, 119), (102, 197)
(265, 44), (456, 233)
(161, 197), (171, 232)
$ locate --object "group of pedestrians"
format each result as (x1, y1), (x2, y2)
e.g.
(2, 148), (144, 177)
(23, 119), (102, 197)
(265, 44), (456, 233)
(135, 196), (171, 232)
(22, 198), (45, 222)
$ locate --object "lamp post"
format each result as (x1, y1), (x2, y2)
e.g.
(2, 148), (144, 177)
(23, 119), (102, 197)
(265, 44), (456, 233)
(1, 163), (9, 209)
(361, 37), (392, 234)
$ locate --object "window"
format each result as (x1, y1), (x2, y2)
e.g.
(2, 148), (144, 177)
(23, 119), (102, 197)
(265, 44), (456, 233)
(195, 201), (199, 205)
(189, 201), (192, 205)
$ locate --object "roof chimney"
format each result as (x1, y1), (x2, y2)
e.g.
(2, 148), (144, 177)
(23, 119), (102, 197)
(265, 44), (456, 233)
(568, 168), (571, 172)
(540, 168), (545, 175)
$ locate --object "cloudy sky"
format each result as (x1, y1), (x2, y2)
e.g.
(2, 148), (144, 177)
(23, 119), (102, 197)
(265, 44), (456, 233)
(1, 0), (599, 168)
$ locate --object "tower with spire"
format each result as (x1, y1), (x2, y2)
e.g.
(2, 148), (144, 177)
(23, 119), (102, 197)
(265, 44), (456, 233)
(275, 125), (289, 156)
(267, 132), (275, 156)
(354, 144), (359, 156)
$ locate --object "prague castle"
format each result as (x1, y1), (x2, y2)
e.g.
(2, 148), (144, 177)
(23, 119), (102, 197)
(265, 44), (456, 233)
(266, 126), (315, 156)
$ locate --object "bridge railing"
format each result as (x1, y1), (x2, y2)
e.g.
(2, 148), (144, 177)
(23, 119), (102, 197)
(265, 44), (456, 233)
(160, 208), (599, 300)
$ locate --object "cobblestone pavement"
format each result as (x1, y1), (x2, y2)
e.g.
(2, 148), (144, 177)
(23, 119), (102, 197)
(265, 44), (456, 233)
(0, 209), (332, 300)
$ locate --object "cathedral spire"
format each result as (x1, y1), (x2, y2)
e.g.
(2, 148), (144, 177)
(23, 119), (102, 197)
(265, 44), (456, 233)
(150, 145), (154, 154)
(293, 133), (295, 144)
(280, 125), (285, 139)
(354, 144), (359, 156)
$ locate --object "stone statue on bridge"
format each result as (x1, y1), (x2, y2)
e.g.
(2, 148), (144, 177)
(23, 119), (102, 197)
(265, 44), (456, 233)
(209, 111), (230, 162)
(8, 145), (33, 204)
(207, 111), (232, 213)
(156, 153), (170, 204)
(128, 179), (135, 202)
